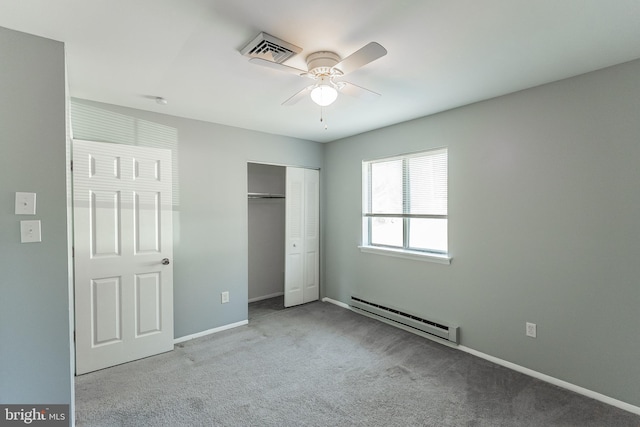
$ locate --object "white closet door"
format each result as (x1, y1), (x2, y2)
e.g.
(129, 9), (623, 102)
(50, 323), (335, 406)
(284, 167), (319, 307)
(303, 168), (319, 303)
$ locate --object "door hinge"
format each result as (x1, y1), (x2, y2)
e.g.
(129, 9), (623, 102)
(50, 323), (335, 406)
(70, 160), (73, 171)
(72, 246), (75, 257)
(73, 330), (76, 343)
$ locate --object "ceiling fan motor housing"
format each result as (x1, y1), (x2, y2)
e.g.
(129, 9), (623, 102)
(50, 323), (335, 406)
(306, 51), (341, 76)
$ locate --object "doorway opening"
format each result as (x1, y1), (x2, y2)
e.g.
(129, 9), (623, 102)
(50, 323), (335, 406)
(247, 163), (286, 317)
(247, 162), (320, 316)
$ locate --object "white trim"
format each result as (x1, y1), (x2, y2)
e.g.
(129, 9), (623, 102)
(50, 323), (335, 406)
(248, 292), (284, 303)
(173, 320), (248, 344)
(458, 345), (640, 416)
(359, 245), (451, 265)
(322, 297), (350, 309)
(247, 160), (320, 171)
(324, 297), (640, 416)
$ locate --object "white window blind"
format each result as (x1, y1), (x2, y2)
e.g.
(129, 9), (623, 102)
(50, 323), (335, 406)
(363, 148), (448, 254)
(407, 150), (448, 216)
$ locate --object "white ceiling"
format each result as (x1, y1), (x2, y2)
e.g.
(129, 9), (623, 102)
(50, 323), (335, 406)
(1, 1), (640, 143)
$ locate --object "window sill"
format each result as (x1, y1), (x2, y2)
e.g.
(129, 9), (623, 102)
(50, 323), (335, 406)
(358, 245), (452, 265)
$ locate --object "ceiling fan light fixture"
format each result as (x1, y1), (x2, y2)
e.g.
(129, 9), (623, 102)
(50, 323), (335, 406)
(249, 41), (387, 109)
(310, 83), (338, 106)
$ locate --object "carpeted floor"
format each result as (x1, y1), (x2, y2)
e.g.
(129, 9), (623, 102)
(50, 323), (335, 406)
(75, 299), (640, 426)
(248, 295), (286, 321)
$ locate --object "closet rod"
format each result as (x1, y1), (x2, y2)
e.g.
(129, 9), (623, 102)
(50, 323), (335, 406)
(248, 192), (285, 199)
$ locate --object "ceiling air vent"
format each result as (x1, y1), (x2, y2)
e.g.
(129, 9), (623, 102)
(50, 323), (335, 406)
(240, 32), (302, 64)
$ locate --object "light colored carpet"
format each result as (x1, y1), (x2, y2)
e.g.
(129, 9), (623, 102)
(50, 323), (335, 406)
(75, 300), (640, 426)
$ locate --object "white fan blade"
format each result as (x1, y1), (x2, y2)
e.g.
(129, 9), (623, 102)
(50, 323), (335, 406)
(282, 85), (313, 106)
(333, 42), (387, 75)
(339, 81), (381, 101)
(249, 57), (307, 76)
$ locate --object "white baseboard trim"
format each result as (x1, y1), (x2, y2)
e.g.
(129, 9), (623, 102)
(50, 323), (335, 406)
(458, 345), (640, 416)
(174, 320), (248, 345)
(248, 292), (284, 303)
(322, 297), (350, 309)
(324, 296), (640, 416)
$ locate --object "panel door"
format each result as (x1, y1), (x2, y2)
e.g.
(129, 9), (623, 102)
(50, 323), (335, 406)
(284, 167), (304, 307)
(284, 167), (319, 307)
(73, 139), (174, 374)
(303, 168), (319, 303)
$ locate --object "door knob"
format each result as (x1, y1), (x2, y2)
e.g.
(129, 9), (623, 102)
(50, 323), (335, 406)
(161, 258), (170, 265)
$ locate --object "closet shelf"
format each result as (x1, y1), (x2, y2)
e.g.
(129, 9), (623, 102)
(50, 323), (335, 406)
(248, 192), (285, 199)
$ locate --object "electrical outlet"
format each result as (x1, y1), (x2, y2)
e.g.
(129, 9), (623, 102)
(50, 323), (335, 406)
(526, 322), (537, 338)
(221, 291), (229, 304)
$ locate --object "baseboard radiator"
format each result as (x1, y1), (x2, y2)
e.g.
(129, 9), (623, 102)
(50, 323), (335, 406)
(350, 296), (459, 344)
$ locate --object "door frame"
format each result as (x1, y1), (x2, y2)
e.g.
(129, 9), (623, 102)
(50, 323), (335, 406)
(246, 161), (321, 311)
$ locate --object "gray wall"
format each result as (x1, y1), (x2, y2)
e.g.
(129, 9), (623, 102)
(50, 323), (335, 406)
(322, 59), (640, 407)
(70, 99), (323, 338)
(0, 27), (72, 404)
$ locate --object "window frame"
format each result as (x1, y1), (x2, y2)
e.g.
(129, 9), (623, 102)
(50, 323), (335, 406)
(360, 148), (451, 264)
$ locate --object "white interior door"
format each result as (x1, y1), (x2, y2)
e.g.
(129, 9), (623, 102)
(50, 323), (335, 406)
(284, 167), (319, 307)
(302, 168), (319, 303)
(73, 139), (174, 375)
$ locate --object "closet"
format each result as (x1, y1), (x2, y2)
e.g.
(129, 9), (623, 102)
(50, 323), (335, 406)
(248, 163), (319, 308)
(248, 163), (286, 303)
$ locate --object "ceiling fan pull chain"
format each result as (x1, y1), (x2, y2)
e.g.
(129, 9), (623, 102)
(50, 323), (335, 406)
(320, 107), (328, 130)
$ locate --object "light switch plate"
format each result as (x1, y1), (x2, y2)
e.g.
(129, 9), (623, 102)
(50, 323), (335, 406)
(20, 220), (41, 243)
(15, 192), (36, 215)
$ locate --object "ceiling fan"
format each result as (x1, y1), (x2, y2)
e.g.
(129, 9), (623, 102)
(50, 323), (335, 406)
(249, 41), (388, 107)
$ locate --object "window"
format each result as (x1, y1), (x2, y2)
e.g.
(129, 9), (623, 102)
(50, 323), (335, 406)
(362, 148), (449, 261)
